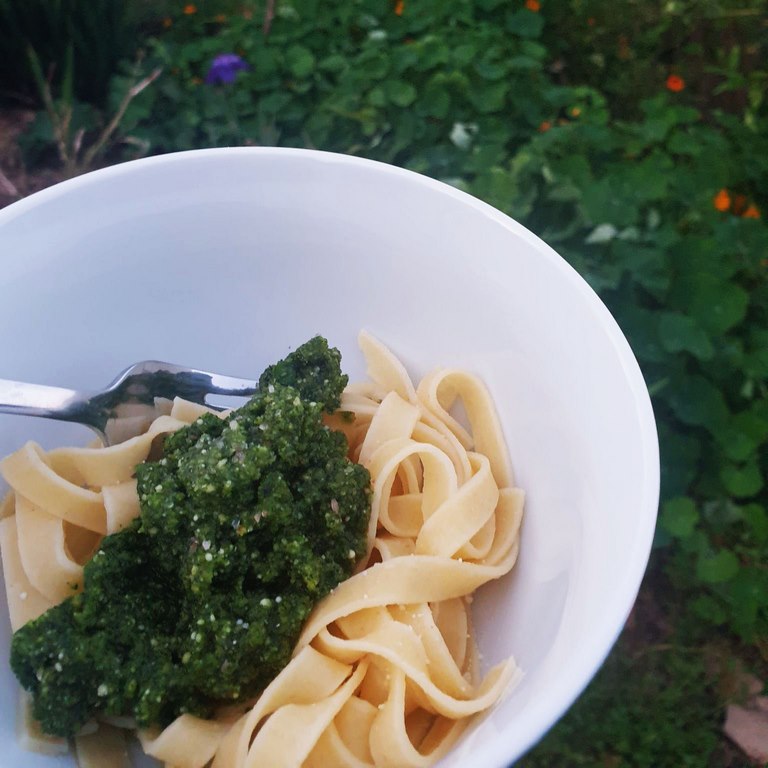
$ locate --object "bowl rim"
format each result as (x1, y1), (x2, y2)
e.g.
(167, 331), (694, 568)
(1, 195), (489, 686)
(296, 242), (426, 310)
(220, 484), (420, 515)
(0, 146), (660, 766)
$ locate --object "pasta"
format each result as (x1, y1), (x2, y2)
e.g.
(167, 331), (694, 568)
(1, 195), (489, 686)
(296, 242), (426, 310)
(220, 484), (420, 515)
(0, 332), (524, 767)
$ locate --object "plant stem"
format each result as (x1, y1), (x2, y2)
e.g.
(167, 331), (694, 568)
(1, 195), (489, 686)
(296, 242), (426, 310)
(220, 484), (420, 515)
(0, 167), (20, 198)
(263, 0), (276, 37)
(80, 68), (162, 170)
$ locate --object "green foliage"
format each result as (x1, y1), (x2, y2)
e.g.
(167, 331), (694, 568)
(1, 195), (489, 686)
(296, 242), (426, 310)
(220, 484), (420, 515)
(19, 47), (161, 176)
(518, 639), (722, 767)
(503, 101), (768, 643)
(124, 0), (565, 165)
(107, 0), (768, 651)
(540, 0), (768, 123)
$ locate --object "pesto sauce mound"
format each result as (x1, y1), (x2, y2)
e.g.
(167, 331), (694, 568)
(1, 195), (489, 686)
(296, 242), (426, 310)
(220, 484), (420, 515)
(10, 337), (371, 738)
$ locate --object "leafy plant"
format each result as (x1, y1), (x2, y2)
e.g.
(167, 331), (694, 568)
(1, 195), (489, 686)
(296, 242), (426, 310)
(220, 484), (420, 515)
(121, 0), (768, 651)
(127, 0), (570, 162)
(488, 91), (768, 644)
(24, 45), (161, 176)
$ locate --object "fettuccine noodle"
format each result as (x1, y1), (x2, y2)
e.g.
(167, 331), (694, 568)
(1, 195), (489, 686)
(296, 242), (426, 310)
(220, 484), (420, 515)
(0, 332), (524, 767)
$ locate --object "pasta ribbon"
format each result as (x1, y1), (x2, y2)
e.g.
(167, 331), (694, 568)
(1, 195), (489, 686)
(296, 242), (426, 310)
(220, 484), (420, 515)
(0, 334), (524, 767)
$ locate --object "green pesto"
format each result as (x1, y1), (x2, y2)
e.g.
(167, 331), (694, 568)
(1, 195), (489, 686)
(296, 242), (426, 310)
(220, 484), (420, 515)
(10, 337), (371, 737)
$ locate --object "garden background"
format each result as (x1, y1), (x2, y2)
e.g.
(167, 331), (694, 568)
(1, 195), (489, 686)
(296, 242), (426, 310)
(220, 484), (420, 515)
(1, 0), (767, 765)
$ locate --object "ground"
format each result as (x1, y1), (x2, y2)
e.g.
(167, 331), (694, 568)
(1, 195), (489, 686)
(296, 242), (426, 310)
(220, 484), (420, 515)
(0, 108), (63, 209)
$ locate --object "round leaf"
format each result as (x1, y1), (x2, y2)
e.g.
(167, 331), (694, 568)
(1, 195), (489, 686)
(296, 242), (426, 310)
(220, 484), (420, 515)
(657, 312), (714, 360)
(285, 45), (315, 79)
(660, 497), (699, 538)
(696, 550), (739, 584)
(385, 80), (417, 107)
(720, 460), (764, 498)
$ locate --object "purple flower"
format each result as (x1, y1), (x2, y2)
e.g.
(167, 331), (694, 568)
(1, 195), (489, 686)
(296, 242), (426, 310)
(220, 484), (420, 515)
(205, 53), (250, 85)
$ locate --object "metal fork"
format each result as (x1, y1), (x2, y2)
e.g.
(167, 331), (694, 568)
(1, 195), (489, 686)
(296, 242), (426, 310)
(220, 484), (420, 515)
(0, 362), (258, 446)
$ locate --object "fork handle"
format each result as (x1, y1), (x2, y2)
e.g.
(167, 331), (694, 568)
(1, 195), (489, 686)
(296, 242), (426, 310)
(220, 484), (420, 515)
(0, 378), (87, 421)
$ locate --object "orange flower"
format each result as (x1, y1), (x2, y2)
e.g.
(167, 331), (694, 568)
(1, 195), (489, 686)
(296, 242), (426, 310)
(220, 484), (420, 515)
(183, 4), (197, 15)
(743, 204), (761, 219)
(570, 106), (582, 118)
(214, 13), (227, 22)
(394, 0), (404, 15)
(162, 16), (173, 28)
(525, 0), (541, 11)
(713, 189), (731, 212)
(538, 120), (552, 132)
(666, 74), (685, 92)
(587, 16), (596, 26)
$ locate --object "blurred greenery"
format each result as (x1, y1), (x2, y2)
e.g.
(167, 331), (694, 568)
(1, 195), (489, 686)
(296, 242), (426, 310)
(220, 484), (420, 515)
(5, 0), (768, 764)
(0, 0), (139, 106)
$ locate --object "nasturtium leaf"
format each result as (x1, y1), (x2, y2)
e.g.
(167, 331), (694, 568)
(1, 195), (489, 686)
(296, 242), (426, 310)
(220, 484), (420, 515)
(638, 117), (670, 143)
(667, 374), (729, 432)
(319, 54), (346, 73)
(717, 426), (759, 463)
(285, 45), (315, 79)
(520, 40), (548, 59)
(359, 52), (389, 79)
(659, 422), (701, 498)
(468, 81), (508, 113)
(617, 306), (667, 364)
(661, 497), (699, 538)
(367, 86), (386, 107)
(696, 549), (739, 584)
(742, 504), (768, 546)
(716, 409), (766, 462)
(612, 242), (669, 297)
(580, 178), (638, 228)
(742, 329), (768, 378)
(726, 567), (768, 640)
(418, 85), (450, 118)
(546, 181), (582, 202)
(414, 40), (450, 69)
(385, 80), (417, 107)
(625, 153), (674, 202)
(670, 235), (738, 281)
(672, 273), (748, 335)
(507, 55), (541, 71)
(453, 43), (477, 65)
(474, 53), (508, 81)
(667, 129), (702, 156)
(657, 312), (714, 360)
(506, 9), (545, 38)
(691, 595), (728, 625)
(720, 459), (763, 498)
(680, 528), (709, 556)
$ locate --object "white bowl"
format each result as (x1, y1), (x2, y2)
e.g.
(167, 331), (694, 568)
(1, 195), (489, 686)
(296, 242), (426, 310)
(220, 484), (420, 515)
(0, 148), (659, 767)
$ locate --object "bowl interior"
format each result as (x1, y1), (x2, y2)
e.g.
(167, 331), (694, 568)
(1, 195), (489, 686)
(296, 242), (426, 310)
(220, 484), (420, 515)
(0, 148), (658, 768)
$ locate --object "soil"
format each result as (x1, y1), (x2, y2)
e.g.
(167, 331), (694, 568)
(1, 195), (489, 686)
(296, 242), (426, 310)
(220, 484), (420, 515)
(0, 107), (64, 209)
